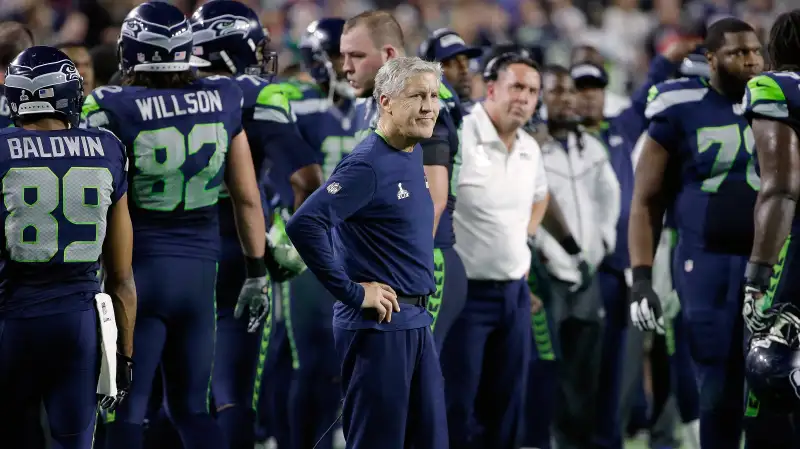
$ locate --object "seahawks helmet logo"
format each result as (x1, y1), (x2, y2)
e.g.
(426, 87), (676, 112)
(193, 15), (251, 44)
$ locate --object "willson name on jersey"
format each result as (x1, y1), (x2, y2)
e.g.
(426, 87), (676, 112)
(7, 135), (105, 160)
(135, 90), (224, 121)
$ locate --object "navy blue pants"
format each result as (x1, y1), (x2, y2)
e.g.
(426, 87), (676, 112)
(254, 306), (293, 447)
(212, 307), (262, 449)
(429, 247), (468, 351)
(0, 305), (98, 449)
(441, 278), (531, 449)
(104, 256), (224, 449)
(334, 325), (447, 449)
(668, 310), (700, 424)
(523, 249), (558, 449)
(593, 268), (629, 449)
(286, 270), (341, 449)
(672, 240), (758, 449)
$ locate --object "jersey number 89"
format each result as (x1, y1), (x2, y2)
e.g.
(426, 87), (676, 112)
(4, 167), (113, 263)
(132, 123), (227, 211)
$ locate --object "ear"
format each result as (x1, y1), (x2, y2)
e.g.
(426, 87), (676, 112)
(485, 81), (495, 100)
(380, 94), (392, 114)
(382, 45), (397, 63)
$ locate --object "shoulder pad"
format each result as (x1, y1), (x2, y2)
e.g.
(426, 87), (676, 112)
(277, 82), (308, 101)
(645, 77), (708, 120)
(743, 72), (799, 120)
(255, 83), (291, 115)
(81, 86), (125, 119)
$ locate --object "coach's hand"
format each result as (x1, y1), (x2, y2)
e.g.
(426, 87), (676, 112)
(360, 282), (399, 323)
(100, 353), (133, 411)
(235, 276), (270, 333)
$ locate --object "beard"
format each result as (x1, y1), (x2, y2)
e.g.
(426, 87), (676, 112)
(717, 66), (749, 101)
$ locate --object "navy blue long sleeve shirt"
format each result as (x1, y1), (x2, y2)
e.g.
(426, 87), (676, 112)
(285, 131), (435, 331)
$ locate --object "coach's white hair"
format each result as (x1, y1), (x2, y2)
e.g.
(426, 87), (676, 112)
(373, 57), (442, 102)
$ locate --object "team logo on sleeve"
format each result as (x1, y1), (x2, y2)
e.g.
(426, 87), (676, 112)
(326, 182), (341, 194)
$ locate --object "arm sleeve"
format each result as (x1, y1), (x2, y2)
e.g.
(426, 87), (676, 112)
(533, 145), (549, 202)
(421, 119), (452, 166)
(592, 142), (621, 252)
(285, 160), (377, 308)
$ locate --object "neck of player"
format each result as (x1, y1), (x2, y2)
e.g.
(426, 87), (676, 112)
(376, 119), (416, 152)
(21, 118), (68, 131)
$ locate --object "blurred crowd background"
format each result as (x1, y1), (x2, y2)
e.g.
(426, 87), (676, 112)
(0, 0), (792, 100)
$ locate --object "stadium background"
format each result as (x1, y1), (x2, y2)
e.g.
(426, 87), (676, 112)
(0, 0), (785, 448)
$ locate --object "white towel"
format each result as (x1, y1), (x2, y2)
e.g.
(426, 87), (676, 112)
(95, 293), (118, 398)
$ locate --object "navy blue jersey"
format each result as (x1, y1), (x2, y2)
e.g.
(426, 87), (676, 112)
(352, 97), (379, 144)
(423, 79), (462, 249)
(286, 131), (435, 331)
(81, 76), (243, 260)
(0, 127), (127, 317)
(281, 80), (359, 181)
(0, 87), (12, 128)
(646, 77), (759, 255)
(743, 71), (800, 232)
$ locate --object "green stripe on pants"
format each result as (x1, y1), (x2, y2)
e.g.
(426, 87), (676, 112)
(746, 234), (791, 417)
(251, 277), (274, 413)
(429, 248), (445, 331)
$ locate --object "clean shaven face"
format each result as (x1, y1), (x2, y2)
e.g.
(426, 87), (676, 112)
(385, 73), (441, 140)
(341, 25), (385, 98)
(488, 63), (540, 130)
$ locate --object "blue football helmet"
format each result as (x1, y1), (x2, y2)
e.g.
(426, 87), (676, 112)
(190, 0), (277, 78)
(745, 303), (800, 412)
(299, 18), (353, 99)
(4, 46), (83, 128)
(118, 1), (195, 74)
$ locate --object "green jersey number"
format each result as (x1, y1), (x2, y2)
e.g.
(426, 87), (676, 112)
(321, 136), (357, 180)
(697, 124), (760, 193)
(3, 166), (114, 263)
(132, 123), (228, 211)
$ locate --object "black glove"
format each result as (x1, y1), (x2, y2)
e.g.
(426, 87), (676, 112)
(100, 353), (133, 411)
(629, 266), (665, 334)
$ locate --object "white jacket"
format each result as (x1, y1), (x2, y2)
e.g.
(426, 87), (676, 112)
(535, 132), (621, 283)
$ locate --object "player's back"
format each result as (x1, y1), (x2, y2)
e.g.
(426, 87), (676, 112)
(282, 79), (358, 180)
(646, 76), (759, 255)
(82, 76), (243, 259)
(0, 126), (127, 317)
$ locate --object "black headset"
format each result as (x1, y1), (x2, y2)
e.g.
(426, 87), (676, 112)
(482, 48), (537, 82)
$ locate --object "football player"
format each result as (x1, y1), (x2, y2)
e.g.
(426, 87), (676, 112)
(190, 1), (322, 448)
(0, 46), (135, 448)
(629, 18), (767, 449)
(82, 2), (269, 448)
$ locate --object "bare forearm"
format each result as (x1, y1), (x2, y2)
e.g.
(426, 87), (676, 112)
(233, 201), (267, 258)
(107, 275), (136, 357)
(751, 193), (796, 265)
(628, 201), (662, 267)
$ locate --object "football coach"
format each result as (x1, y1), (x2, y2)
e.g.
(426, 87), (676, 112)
(286, 56), (448, 449)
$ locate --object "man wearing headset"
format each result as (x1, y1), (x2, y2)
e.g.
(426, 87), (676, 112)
(442, 48), (548, 449)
